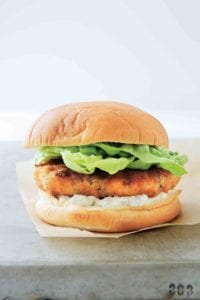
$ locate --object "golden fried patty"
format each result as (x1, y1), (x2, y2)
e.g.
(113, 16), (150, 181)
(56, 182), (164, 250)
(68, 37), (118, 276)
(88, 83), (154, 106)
(34, 163), (180, 198)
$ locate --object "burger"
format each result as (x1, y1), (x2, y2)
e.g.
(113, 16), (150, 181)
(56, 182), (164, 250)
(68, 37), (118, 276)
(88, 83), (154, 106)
(24, 102), (188, 233)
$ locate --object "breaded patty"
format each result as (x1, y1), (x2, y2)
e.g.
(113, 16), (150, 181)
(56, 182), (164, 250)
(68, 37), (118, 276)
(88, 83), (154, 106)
(34, 163), (180, 198)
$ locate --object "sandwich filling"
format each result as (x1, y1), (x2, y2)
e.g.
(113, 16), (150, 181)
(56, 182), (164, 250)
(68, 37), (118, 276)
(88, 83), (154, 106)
(40, 189), (178, 208)
(35, 143), (188, 176)
(34, 143), (187, 200)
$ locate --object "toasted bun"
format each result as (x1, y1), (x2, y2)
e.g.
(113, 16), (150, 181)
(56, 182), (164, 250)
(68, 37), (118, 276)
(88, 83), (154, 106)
(35, 190), (181, 233)
(24, 101), (168, 148)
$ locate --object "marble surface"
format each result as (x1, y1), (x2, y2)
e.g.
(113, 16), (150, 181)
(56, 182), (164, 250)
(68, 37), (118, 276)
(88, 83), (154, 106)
(1, 141), (200, 299)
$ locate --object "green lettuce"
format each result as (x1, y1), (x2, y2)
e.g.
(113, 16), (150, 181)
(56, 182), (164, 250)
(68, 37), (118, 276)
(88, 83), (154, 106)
(35, 143), (188, 176)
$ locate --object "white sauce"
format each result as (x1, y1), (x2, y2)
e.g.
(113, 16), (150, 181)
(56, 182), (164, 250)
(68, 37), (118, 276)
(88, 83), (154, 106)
(54, 190), (175, 208)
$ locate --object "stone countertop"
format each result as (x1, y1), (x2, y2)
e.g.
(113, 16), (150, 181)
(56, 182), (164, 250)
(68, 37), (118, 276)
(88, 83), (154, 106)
(1, 141), (200, 300)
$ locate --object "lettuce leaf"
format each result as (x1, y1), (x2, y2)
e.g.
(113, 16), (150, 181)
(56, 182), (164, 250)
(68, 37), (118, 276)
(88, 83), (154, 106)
(35, 143), (188, 176)
(61, 151), (132, 175)
(34, 146), (79, 164)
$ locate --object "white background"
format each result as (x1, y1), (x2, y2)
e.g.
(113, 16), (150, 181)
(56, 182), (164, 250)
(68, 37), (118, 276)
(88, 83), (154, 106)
(0, 0), (199, 139)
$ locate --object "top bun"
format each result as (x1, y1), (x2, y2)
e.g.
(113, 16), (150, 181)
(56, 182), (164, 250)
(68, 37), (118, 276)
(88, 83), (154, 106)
(24, 101), (168, 148)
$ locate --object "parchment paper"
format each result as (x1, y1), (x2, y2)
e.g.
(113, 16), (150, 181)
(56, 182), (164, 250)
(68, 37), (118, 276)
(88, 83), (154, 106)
(16, 139), (200, 238)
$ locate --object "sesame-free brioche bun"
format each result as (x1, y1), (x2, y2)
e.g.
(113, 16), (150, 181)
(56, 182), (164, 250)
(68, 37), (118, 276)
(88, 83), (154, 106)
(24, 101), (168, 148)
(35, 190), (181, 233)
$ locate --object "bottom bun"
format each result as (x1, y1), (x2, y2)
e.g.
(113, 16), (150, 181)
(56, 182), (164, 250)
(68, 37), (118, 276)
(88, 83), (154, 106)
(35, 189), (181, 233)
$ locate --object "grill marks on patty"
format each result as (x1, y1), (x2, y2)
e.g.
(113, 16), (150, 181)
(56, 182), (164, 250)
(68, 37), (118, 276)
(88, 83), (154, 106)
(34, 163), (180, 198)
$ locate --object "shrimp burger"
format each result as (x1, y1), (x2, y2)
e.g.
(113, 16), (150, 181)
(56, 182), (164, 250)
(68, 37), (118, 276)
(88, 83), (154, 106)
(24, 102), (188, 232)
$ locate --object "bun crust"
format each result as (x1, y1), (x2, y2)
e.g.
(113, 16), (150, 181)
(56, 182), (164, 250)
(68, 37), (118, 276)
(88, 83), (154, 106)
(24, 101), (168, 147)
(35, 190), (181, 233)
